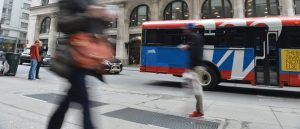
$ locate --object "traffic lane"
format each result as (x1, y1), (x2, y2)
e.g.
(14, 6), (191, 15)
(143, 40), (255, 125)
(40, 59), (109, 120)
(16, 65), (300, 108)
(102, 70), (300, 109)
(17, 65), (300, 99)
(104, 69), (300, 98)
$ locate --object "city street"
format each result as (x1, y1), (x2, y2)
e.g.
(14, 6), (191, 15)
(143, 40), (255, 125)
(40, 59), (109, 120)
(0, 65), (299, 129)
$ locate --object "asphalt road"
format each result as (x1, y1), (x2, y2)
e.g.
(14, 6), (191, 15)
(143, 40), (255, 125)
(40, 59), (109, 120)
(16, 64), (300, 111)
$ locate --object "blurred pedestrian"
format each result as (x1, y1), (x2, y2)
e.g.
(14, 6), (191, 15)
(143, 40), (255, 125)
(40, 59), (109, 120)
(28, 40), (41, 80)
(179, 23), (205, 117)
(35, 41), (44, 79)
(46, 0), (114, 129)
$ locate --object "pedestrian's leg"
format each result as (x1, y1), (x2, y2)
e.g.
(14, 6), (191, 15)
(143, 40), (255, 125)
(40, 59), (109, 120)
(195, 95), (204, 114)
(28, 60), (34, 79)
(32, 60), (37, 79)
(28, 59), (37, 80)
(36, 62), (41, 79)
(47, 94), (71, 129)
(72, 69), (94, 129)
(80, 89), (94, 129)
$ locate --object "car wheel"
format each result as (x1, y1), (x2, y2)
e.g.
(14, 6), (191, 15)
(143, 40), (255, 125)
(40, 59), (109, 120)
(115, 72), (120, 74)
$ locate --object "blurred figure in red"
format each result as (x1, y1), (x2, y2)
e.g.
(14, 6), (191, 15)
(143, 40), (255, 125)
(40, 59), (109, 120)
(28, 40), (40, 80)
(35, 41), (44, 79)
(46, 0), (114, 129)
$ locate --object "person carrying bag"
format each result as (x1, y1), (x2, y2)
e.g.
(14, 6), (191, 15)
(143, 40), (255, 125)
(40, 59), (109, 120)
(47, 0), (115, 129)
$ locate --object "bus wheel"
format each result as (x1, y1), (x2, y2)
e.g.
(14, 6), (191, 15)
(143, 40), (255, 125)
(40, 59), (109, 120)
(194, 66), (219, 91)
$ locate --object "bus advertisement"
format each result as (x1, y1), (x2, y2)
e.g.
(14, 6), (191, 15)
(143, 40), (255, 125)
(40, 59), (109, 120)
(140, 16), (300, 90)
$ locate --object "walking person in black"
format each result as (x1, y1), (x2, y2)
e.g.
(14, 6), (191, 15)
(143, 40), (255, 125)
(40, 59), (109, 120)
(179, 23), (205, 117)
(47, 0), (113, 129)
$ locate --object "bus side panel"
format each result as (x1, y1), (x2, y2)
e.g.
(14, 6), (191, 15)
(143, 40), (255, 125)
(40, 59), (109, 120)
(157, 47), (189, 75)
(141, 46), (189, 75)
(279, 49), (300, 87)
(141, 46), (158, 72)
(211, 48), (255, 82)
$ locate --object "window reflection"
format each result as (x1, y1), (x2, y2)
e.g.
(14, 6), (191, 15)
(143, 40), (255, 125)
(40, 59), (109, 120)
(164, 1), (189, 20)
(202, 0), (233, 19)
(130, 5), (150, 27)
(40, 17), (51, 33)
(295, 0), (300, 14)
(245, 0), (279, 17)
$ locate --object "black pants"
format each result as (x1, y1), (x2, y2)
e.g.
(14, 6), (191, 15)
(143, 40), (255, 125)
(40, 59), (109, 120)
(47, 68), (95, 129)
(35, 62), (42, 78)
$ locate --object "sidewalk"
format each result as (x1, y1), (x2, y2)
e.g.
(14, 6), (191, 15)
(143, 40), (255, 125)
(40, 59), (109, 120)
(123, 66), (140, 71)
(0, 70), (299, 129)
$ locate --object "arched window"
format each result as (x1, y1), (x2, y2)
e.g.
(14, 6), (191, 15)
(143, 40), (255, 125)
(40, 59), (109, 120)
(295, 0), (300, 14)
(41, 0), (49, 6)
(40, 17), (51, 33)
(164, 1), (189, 20)
(245, 0), (279, 17)
(129, 5), (150, 27)
(202, 0), (233, 19)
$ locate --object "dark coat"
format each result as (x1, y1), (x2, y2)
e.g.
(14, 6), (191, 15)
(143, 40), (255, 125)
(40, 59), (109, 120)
(58, 0), (107, 34)
(186, 33), (204, 69)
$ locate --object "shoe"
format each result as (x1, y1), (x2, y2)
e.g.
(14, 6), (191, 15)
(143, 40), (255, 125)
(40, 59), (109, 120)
(36, 77), (40, 79)
(189, 111), (204, 117)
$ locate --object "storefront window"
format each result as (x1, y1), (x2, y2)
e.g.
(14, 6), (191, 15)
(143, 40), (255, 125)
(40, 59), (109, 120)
(295, 0), (300, 14)
(130, 5), (150, 27)
(164, 1), (189, 20)
(42, 0), (49, 6)
(40, 17), (51, 33)
(0, 37), (17, 53)
(245, 0), (279, 17)
(202, 0), (233, 19)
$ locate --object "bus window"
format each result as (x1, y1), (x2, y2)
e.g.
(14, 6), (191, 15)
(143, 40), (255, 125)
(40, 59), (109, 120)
(213, 29), (229, 47)
(229, 28), (247, 48)
(145, 29), (185, 46)
(204, 36), (215, 45)
(288, 28), (300, 48)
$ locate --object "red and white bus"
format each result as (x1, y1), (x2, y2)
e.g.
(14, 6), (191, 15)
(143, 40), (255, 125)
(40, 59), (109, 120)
(140, 16), (300, 90)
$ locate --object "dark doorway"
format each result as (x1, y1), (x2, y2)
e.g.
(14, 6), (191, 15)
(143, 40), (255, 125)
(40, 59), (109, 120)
(128, 34), (141, 65)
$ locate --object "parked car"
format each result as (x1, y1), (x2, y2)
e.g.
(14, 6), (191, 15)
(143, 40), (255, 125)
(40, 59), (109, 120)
(19, 48), (31, 65)
(20, 48), (52, 66)
(41, 55), (53, 66)
(102, 58), (123, 74)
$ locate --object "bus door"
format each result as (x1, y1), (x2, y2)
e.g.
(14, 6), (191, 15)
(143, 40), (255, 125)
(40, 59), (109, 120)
(255, 32), (279, 85)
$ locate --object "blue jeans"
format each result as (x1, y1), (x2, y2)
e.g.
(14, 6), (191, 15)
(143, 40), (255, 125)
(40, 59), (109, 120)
(28, 59), (38, 80)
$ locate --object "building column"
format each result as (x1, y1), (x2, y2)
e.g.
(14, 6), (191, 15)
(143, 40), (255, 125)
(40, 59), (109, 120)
(27, 15), (40, 46)
(233, 0), (245, 18)
(192, 0), (201, 19)
(47, 14), (57, 56)
(281, 0), (295, 16)
(116, 3), (129, 64)
(151, 0), (159, 20)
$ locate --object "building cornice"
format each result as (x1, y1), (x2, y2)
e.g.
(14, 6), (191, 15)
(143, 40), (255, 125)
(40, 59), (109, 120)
(30, 3), (59, 16)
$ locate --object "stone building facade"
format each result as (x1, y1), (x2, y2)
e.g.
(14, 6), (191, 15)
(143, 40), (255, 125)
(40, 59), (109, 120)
(27, 0), (299, 64)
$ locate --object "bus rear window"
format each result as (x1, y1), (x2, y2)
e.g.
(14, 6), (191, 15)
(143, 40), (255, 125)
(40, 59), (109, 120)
(144, 29), (185, 46)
